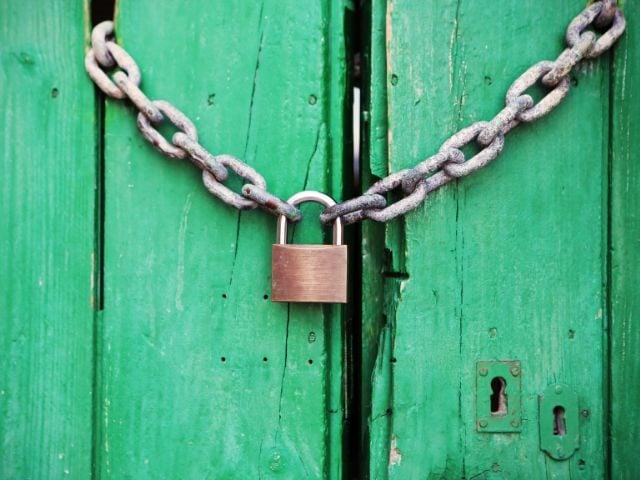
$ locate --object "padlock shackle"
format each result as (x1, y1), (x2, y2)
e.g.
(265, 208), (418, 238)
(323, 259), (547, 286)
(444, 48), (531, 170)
(277, 191), (344, 246)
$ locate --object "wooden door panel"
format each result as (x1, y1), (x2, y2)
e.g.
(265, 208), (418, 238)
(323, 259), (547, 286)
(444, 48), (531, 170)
(99, 1), (349, 478)
(0, 2), (96, 478)
(362, 1), (622, 477)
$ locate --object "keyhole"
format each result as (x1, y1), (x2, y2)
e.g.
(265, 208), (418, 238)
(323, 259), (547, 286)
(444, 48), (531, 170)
(490, 377), (508, 416)
(553, 406), (566, 436)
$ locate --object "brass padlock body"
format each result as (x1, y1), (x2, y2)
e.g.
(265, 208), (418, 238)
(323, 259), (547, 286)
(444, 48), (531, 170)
(270, 190), (348, 304)
(272, 244), (347, 303)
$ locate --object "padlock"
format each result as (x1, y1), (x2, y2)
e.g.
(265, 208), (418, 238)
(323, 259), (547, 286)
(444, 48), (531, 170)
(271, 191), (348, 303)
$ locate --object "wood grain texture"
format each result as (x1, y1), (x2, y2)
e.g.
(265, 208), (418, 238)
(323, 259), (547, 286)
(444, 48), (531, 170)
(365, 1), (613, 477)
(361, 1), (392, 478)
(610, 1), (640, 477)
(99, 1), (348, 478)
(0, 1), (96, 478)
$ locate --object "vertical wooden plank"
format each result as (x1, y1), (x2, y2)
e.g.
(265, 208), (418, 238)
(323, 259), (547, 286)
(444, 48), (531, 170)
(366, 0), (612, 477)
(99, 1), (348, 478)
(610, 1), (640, 477)
(361, 0), (391, 478)
(0, 1), (96, 478)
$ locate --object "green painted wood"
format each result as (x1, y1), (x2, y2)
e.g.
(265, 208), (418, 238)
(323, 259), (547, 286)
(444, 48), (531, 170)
(99, 1), (349, 478)
(610, 2), (640, 478)
(0, 1), (96, 478)
(360, 0), (389, 478)
(364, 1), (615, 477)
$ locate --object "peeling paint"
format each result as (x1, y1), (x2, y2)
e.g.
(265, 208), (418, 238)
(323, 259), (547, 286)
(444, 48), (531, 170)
(175, 193), (192, 312)
(389, 435), (402, 468)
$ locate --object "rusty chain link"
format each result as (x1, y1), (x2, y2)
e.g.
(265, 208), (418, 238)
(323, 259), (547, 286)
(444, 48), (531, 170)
(85, 20), (302, 222)
(86, 1), (625, 227)
(321, 0), (626, 225)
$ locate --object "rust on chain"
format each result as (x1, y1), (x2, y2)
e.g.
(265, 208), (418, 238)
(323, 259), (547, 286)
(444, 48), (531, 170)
(86, 1), (626, 226)
(400, 150), (463, 193)
(594, 0), (617, 29)
(136, 100), (198, 159)
(84, 20), (296, 218)
(477, 96), (533, 145)
(566, 1), (626, 58)
(320, 194), (386, 225)
(341, 170), (456, 225)
(85, 42), (142, 99)
(542, 32), (595, 86)
(506, 61), (571, 122)
(328, 2), (624, 225)
(440, 122), (505, 178)
(242, 185), (303, 222)
(585, 9), (626, 58)
(202, 154), (266, 210)
(365, 180), (429, 222)
(91, 20), (116, 67)
(113, 72), (163, 122)
(338, 170), (412, 223)
(172, 133), (228, 181)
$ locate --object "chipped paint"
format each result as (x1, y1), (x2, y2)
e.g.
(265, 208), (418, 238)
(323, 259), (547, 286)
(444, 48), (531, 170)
(389, 435), (402, 467)
(175, 193), (192, 312)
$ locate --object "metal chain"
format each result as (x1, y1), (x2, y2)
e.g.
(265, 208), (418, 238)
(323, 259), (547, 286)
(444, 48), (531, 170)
(321, 0), (626, 225)
(85, 1), (625, 227)
(85, 21), (302, 222)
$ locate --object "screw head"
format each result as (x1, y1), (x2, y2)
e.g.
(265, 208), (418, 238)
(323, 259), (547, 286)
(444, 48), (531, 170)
(581, 409), (590, 418)
(479, 367), (488, 376)
(555, 385), (564, 394)
(510, 366), (521, 377)
(510, 419), (520, 428)
(479, 420), (488, 428)
(556, 448), (565, 458)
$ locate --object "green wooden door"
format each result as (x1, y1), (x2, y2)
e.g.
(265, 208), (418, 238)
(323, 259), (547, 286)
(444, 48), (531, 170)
(1, 1), (638, 479)
(361, 1), (640, 479)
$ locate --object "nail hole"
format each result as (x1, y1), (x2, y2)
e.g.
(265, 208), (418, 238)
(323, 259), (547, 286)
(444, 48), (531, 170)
(390, 357), (397, 363)
(568, 329), (575, 339)
(553, 406), (566, 436)
(385, 408), (393, 416)
(220, 357), (226, 363)
(490, 377), (508, 416)
(263, 294), (269, 300)
(390, 74), (399, 86)
(222, 293), (227, 299)
(51, 87), (59, 98)
(484, 75), (493, 85)
(308, 359), (313, 365)
(207, 93), (216, 106)
(570, 76), (579, 87)
(263, 357), (268, 362)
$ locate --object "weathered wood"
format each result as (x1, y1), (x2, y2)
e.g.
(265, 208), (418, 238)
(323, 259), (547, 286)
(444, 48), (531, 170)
(2, 1), (636, 476)
(98, 1), (348, 478)
(364, 0), (614, 477)
(361, 1), (392, 478)
(0, 1), (96, 478)
(610, 2), (640, 477)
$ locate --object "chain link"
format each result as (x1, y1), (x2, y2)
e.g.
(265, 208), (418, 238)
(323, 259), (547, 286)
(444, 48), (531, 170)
(85, 20), (303, 222)
(323, 0), (626, 225)
(86, 1), (626, 227)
